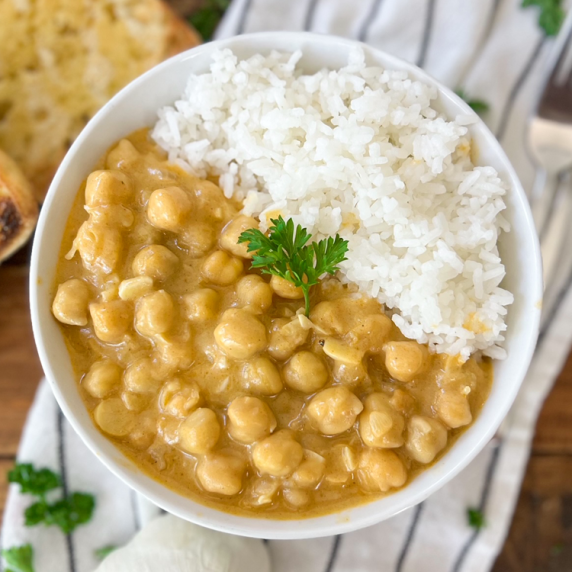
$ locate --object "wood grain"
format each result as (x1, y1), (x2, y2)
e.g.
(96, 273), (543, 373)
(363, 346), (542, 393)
(492, 350), (572, 572)
(493, 456), (572, 572)
(0, 264), (42, 456)
(533, 349), (572, 455)
(0, 459), (14, 528)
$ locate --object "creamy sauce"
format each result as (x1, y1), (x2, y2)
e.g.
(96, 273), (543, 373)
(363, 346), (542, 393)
(52, 129), (492, 519)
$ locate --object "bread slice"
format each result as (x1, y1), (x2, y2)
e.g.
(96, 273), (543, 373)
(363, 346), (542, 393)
(0, 148), (38, 263)
(0, 0), (200, 201)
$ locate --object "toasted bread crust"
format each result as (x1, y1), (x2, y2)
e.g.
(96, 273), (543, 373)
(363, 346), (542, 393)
(0, 148), (38, 262)
(163, 2), (202, 58)
(0, 0), (201, 202)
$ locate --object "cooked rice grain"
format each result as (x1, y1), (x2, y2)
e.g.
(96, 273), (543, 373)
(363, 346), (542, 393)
(152, 48), (513, 359)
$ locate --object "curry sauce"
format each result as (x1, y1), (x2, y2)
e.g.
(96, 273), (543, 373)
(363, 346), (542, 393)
(52, 129), (492, 518)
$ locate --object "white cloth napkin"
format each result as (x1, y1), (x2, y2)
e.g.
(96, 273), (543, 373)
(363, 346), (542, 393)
(3, 1), (572, 571)
(94, 515), (271, 572)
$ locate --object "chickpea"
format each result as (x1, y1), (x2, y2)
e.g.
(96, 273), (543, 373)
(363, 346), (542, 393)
(183, 288), (218, 322)
(245, 478), (280, 506)
(181, 222), (216, 257)
(390, 388), (416, 416)
(310, 298), (378, 336)
(268, 318), (309, 361)
(236, 275), (273, 314)
(241, 356), (283, 395)
(270, 275), (303, 299)
(128, 412), (156, 449)
(196, 452), (245, 496)
(132, 245), (178, 281)
(71, 221), (122, 274)
(359, 393), (405, 448)
(86, 205), (134, 229)
(100, 282), (119, 303)
(349, 314), (393, 353)
(384, 341), (429, 382)
(52, 279), (90, 326)
(214, 309), (266, 359)
(155, 331), (194, 371)
(118, 276), (153, 301)
(202, 250), (243, 286)
(332, 361), (367, 386)
(356, 449), (407, 493)
(309, 301), (340, 335)
(85, 170), (132, 207)
(306, 386), (363, 435)
(436, 390), (472, 429)
(178, 408), (220, 455)
(252, 430), (304, 477)
(193, 179), (234, 221)
(105, 139), (141, 170)
(157, 415), (181, 445)
(219, 215), (259, 258)
(135, 290), (175, 337)
(309, 299), (356, 336)
(82, 360), (121, 398)
(291, 450), (326, 488)
(94, 398), (135, 437)
(406, 416), (448, 464)
(325, 444), (357, 485)
(159, 379), (201, 419)
(283, 351), (328, 393)
(227, 396), (277, 444)
(322, 338), (364, 365)
(123, 358), (162, 393)
(147, 186), (192, 231)
(89, 300), (131, 343)
(130, 222), (162, 246)
(282, 487), (310, 508)
(121, 391), (150, 412)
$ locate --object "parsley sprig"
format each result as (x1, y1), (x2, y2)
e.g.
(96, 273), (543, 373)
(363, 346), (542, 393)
(522, 0), (564, 36)
(467, 507), (486, 530)
(189, 0), (231, 42)
(1, 544), (35, 572)
(455, 89), (490, 115)
(238, 216), (349, 316)
(8, 463), (95, 534)
(95, 545), (118, 561)
(8, 464), (60, 496)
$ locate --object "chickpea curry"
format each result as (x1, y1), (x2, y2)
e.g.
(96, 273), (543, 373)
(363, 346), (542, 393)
(52, 130), (493, 518)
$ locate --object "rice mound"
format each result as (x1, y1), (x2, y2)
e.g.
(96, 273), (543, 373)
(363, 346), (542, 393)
(152, 48), (514, 360)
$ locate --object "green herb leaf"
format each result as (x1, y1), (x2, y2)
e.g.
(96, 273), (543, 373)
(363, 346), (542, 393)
(25, 493), (95, 534)
(467, 100), (490, 113)
(467, 507), (486, 530)
(94, 545), (118, 561)
(1, 544), (35, 572)
(8, 463), (61, 497)
(238, 216), (349, 316)
(189, 0), (231, 42)
(24, 500), (49, 527)
(522, 0), (564, 36)
(455, 89), (490, 114)
(42, 493), (96, 534)
(8, 463), (96, 533)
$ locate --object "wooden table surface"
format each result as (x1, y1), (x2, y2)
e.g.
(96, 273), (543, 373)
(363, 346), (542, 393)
(0, 247), (571, 570)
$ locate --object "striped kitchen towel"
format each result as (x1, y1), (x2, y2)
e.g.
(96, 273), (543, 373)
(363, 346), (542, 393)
(3, 1), (572, 571)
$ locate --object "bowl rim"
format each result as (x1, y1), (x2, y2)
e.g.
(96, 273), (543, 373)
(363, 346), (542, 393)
(29, 30), (543, 539)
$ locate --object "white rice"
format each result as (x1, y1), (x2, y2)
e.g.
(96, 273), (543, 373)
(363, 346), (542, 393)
(152, 48), (514, 360)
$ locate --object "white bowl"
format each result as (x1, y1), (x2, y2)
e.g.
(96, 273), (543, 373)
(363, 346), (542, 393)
(30, 32), (543, 539)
